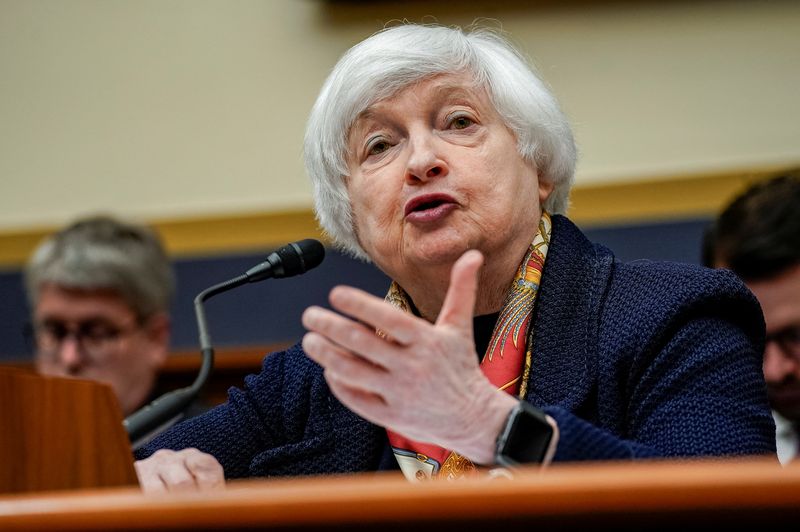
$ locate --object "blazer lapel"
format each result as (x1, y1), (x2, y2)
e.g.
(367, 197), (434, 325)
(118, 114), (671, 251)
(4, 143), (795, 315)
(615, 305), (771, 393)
(525, 215), (614, 413)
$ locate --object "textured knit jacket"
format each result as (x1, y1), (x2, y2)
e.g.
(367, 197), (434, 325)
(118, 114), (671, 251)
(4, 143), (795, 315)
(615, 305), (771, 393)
(137, 215), (777, 478)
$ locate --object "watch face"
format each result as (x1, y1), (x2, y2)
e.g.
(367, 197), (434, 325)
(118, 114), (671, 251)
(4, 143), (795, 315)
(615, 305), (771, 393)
(497, 402), (554, 465)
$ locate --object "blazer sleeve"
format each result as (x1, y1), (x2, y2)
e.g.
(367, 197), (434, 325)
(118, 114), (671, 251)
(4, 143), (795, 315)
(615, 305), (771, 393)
(543, 266), (777, 461)
(134, 344), (309, 479)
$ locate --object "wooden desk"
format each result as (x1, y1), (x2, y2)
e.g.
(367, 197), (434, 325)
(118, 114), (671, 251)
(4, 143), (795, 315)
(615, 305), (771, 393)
(0, 368), (137, 494)
(1, 459), (798, 530)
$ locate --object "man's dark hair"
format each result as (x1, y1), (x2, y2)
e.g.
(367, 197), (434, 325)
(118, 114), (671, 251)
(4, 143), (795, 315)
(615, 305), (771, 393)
(703, 170), (800, 281)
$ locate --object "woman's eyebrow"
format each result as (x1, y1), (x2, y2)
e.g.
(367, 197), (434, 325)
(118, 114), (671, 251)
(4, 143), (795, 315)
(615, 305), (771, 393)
(350, 82), (481, 139)
(350, 113), (383, 142)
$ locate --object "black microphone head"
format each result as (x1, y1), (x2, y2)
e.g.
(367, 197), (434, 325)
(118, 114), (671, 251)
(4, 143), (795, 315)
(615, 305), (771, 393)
(274, 238), (325, 278)
(246, 238), (325, 282)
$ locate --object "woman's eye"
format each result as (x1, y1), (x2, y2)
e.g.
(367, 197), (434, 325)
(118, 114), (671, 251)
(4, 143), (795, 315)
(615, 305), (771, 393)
(449, 115), (474, 130)
(367, 139), (390, 156)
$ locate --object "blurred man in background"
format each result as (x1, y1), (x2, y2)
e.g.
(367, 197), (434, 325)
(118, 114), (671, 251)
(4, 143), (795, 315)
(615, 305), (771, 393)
(24, 215), (174, 416)
(704, 171), (800, 464)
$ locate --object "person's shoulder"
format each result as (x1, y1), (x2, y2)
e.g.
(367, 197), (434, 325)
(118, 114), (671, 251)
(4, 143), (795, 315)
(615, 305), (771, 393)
(236, 340), (325, 407)
(549, 214), (756, 308)
(604, 259), (764, 342)
(612, 259), (753, 303)
(258, 340), (321, 377)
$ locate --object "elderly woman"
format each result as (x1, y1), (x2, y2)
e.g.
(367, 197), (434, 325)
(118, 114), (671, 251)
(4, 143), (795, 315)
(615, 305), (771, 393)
(134, 24), (774, 490)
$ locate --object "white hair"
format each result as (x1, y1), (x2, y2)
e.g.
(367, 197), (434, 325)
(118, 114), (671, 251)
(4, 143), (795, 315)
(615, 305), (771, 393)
(304, 24), (576, 260)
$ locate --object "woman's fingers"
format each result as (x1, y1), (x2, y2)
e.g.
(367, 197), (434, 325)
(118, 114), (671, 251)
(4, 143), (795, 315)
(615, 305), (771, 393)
(302, 331), (390, 394)
(327, 286), (423, 345)
(436, 249), (483, 331)
(134, 448), (225, 494)
(184, 450), (226, 490)
(301, 304), (411, 370)
(324, 370), (389, 425)
(301, 252), (489, 451)
(134, 455), (168, 494)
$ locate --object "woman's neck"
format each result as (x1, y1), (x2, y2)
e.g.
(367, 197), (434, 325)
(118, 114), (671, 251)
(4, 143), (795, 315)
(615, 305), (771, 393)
(401, 238), (534, 322)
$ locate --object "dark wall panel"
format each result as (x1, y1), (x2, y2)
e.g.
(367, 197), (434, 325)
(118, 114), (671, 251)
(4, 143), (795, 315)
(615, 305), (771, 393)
(581, 217), (710, 265)
(0, 216), (713, 361)
(168, 249), (390, 351)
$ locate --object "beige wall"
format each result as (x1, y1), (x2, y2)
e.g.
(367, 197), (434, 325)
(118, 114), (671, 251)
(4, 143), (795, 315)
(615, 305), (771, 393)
(1, 0), (798, 231)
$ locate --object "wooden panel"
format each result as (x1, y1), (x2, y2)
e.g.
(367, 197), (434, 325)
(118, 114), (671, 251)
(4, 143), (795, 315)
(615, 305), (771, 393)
(0, 458), (797, 530)
(567, 166), (782, 225)
(0, 209), (326, 268)
(0, 368), (138, 494)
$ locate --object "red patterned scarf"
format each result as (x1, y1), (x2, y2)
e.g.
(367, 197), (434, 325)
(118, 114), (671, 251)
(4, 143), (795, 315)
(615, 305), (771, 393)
(385, 212), (552, 481)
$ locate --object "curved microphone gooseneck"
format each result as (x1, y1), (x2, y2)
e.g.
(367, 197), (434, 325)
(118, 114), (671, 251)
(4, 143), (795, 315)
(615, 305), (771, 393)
(124, 239), (325, 449)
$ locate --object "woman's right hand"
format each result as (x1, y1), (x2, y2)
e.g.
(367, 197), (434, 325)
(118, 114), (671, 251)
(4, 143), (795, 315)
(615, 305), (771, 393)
(134, 448), (225, 493)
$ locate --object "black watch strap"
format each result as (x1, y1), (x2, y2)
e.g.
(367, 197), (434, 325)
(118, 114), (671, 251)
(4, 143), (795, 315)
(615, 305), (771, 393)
(495, 400), (554, 467)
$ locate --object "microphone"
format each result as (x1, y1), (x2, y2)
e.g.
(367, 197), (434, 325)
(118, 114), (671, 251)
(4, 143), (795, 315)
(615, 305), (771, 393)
(245, 238), (326, 282)
(124, 239), (325, 449)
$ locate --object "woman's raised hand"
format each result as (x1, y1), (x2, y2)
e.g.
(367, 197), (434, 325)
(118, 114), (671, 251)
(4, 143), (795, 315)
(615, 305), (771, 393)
(302, 250), (516, 464)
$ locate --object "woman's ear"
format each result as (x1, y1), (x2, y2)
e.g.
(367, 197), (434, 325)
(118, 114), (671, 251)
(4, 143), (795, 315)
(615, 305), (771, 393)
(538, 177), (555, 205)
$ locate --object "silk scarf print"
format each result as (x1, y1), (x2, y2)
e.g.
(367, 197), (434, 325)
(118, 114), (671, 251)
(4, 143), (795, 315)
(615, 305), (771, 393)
(384, 212), (552, 481)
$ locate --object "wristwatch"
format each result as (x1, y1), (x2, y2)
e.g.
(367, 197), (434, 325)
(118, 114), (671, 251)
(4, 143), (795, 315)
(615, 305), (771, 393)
(494, 400), (556, 467)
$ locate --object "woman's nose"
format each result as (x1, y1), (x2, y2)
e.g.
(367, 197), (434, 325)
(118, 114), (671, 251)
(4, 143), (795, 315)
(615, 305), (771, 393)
(405, 132), (449, 183)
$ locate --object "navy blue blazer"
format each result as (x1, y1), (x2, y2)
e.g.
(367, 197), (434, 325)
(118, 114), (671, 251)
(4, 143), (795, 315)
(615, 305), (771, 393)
(137, 215), (776, 478)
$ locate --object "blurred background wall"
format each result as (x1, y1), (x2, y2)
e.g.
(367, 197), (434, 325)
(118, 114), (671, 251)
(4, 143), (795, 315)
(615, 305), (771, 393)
(1, 0), (798, 359)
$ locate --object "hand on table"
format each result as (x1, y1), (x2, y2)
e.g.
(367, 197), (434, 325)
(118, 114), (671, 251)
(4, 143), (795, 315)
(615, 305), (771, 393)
(134, 448), (225, 493)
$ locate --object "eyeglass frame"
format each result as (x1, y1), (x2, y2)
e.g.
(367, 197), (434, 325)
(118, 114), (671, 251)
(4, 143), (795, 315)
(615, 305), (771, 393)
(765, 325), (800, 361)
(23, 316), (146, 362)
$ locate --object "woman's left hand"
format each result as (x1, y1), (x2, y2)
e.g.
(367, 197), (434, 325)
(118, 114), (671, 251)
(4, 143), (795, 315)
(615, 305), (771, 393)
(301, 249), (517, 464)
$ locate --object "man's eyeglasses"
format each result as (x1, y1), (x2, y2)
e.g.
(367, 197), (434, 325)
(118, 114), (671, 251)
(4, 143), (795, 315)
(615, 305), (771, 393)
(766, 326), (800, 361)
(24, 318), (141, 361)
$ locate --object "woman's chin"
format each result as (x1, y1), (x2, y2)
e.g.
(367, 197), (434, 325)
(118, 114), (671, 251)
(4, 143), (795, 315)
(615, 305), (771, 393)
(404, 240), (473, 269)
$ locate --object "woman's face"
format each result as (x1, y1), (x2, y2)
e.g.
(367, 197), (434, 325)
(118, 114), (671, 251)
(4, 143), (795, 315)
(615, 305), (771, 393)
(345, 72), (552, 280)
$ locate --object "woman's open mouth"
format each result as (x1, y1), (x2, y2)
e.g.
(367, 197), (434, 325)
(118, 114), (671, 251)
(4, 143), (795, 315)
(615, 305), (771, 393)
(404, 193), (458, 223)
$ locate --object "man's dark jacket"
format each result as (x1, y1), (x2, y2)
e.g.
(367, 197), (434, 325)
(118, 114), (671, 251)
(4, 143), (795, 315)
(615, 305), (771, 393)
(137, 215), (776, 477)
